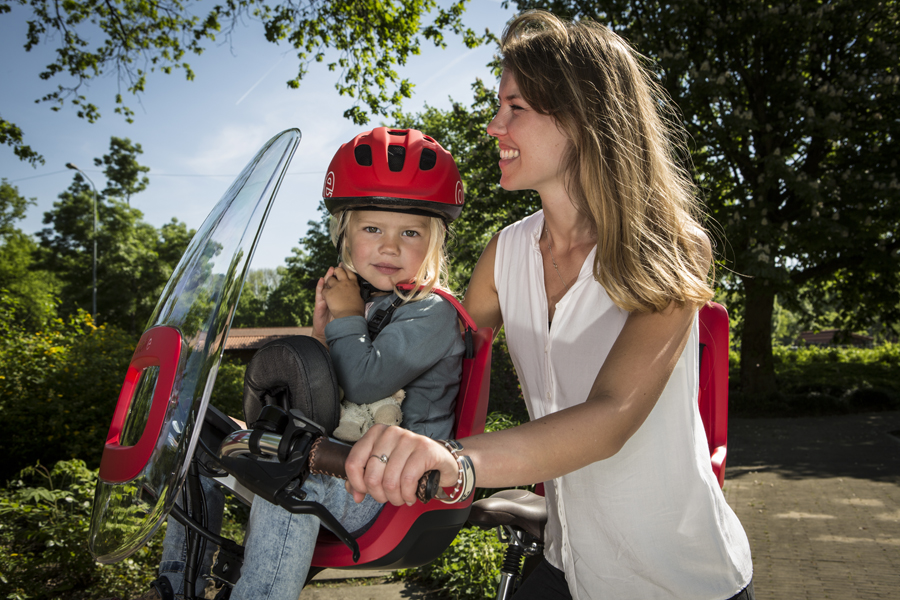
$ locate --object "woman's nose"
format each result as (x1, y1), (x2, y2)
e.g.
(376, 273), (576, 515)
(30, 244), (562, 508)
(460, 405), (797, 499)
(487, 109), (505, 137)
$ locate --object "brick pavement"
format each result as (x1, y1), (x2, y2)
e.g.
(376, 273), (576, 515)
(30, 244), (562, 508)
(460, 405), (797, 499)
(725, 412), (900, 600)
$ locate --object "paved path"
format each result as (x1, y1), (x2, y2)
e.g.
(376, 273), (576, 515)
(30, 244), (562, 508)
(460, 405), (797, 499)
(724, 411), (900, 600)
(304, 412), (900, 599)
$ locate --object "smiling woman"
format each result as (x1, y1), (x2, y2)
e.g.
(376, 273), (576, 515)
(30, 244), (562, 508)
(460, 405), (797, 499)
(344, 10), (755, 600)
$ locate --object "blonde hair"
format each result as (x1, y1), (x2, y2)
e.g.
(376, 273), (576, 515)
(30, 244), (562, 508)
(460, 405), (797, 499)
(501, 11), (713, 312)
(329, 210), (452, 303)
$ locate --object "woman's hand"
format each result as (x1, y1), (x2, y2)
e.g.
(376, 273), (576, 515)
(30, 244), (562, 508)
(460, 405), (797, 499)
(322, 265), (365, 320)
(345, 424), (460, 506)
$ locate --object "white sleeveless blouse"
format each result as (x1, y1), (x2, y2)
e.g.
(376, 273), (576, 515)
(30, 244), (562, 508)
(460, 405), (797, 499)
(495, 211), (752, 599)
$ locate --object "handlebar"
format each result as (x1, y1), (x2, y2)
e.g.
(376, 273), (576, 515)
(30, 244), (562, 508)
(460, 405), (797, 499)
(218, 429), (443, 503)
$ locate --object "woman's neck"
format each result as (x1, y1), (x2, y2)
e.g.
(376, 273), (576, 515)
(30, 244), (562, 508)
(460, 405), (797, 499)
(540, 195), (596, 252)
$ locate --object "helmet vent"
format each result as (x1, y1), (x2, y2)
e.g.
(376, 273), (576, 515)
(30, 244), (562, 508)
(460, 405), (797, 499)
(387, 145), (406, 172)
(388, 130), (407, 136)
(354, 145), (373, 166)
(419, 148), (437, 171)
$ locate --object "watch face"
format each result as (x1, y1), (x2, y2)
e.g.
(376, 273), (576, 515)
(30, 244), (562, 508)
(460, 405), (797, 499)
(88, 129), (301, 563)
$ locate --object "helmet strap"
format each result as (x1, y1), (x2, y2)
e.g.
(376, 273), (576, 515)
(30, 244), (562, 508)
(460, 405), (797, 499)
(357, 276), (391, 303)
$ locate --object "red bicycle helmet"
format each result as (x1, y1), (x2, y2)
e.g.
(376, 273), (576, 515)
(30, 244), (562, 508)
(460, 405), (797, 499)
(322, 127), (464, 222)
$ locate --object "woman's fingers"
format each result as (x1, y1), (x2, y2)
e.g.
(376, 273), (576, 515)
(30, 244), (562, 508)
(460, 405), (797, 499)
(345, 425), (462, 506)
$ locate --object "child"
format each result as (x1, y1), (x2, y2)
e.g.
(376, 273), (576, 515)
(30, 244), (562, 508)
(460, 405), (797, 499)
(145, 127), (466, 600)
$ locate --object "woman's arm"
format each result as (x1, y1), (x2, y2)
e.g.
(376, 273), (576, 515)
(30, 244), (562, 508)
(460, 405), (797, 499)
(345, 230), (710, 506)
(462, 234), (503, 332)
(346, 299), (699, 506)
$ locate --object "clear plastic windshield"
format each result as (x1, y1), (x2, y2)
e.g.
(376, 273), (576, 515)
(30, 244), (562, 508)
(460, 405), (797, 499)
(88, 129), (301, 563)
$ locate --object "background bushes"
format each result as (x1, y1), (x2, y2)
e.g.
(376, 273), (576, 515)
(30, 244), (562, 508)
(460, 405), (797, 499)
(729, 343), (900, 417)
(0, 459), (163, 600)
(0, 298), (137, 482)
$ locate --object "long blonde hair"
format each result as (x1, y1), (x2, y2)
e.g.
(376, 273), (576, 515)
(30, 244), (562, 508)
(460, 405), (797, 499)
(501, 10), (713, 312)
(329, 209), (452, 303)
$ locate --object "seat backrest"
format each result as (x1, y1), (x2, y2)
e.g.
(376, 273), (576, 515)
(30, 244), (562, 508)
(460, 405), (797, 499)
(310, 326), (493, 569)
(697, 302), (729, 487)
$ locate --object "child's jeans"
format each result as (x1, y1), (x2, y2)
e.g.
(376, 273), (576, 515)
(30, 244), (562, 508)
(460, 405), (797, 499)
(158, 473), (383, 600)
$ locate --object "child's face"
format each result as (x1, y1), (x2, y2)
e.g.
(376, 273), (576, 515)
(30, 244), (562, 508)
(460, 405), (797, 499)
(346, 210), (432, 290)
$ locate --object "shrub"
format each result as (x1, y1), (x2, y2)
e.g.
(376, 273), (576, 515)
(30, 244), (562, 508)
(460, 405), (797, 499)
(209, 357), (247, 420)
(729, 343), (900, 417)
(0, 459), (163, 600)
(395, 526), (505, 600)
(0, 304), (136, 481)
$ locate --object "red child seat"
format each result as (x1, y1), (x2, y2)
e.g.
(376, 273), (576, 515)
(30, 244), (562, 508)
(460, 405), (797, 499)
(697, 302), (729, 488)
(309, 324), (493, 570)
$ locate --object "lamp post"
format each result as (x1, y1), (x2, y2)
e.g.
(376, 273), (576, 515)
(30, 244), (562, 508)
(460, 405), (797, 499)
(65, 162), (98, 321)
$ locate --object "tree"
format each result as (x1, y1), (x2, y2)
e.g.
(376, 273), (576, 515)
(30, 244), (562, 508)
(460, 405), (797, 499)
(36, 139), (194, 332)
(92, 137), (150, 204)
(265, 206), (339, 326)
(3, 0), (487, 164)
(0, 179), (58, 327)
(231, 267), (285, 327)
(395, 80), (540, 288)
(513, 0), (900, 396)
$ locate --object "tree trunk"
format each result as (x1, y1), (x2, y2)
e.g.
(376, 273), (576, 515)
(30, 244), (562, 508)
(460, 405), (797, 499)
(739, 278), (778, 397)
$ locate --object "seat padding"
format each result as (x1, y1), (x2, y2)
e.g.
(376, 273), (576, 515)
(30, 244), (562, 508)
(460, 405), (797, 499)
(242, 336), (340, 435)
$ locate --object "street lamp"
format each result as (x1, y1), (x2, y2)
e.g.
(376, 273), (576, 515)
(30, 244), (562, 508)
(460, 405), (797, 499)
(65, 162), (98, 321)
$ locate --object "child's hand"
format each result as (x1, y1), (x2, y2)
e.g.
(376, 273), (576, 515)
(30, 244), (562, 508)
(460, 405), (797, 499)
(312, 267), (335, 347)
(322, 265), (365, 320)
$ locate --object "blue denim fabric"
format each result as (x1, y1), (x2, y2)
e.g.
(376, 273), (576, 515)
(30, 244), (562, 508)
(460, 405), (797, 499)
(158, 473), (382, 599)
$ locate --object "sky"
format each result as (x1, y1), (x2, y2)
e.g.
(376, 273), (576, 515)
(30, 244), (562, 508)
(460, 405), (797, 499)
(0, 0), (515, 270)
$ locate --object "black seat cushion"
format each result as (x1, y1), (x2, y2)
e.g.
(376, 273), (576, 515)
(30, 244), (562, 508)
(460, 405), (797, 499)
(242, 336), (340, 435)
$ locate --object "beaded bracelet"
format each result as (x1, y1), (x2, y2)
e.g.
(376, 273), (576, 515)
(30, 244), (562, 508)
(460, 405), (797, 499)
(438, 439), (476, 504)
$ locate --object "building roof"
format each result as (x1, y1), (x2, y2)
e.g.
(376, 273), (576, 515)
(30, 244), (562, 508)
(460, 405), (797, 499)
(798, 329), (873, 347)
(224, 327), (314, 352)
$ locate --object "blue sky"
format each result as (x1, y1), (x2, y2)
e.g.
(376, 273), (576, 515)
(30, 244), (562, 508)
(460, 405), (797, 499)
(1, 0), (514, 269)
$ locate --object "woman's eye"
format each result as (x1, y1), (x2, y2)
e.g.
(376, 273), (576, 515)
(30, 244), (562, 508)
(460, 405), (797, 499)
(363, 226), (380, 233)
(402, 230), (420, 237)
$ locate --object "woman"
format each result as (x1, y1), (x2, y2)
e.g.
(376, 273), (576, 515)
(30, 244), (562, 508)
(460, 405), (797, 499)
(346, 11), (754, 600)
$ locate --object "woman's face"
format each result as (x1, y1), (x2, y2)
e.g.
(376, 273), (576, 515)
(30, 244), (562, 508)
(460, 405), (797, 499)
(346, 210), (432, 290)
(486, 71), (570, 198)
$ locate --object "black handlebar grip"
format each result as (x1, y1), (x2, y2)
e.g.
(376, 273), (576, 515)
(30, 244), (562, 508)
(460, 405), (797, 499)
(308, 437), (440, 504)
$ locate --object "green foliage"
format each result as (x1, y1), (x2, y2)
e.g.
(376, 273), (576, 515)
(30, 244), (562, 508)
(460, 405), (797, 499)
(92, 137), (150, 204)
(209, 357), (247, 420)
(0, 180), (59, 328)
(0, 459), (163, 600)
(0, 294), (136, 481)
(0, 118), (42, 166)
(729, 342), (900, 417)
(514, 0), (900, 396)
(266, 205), (340, 327)
(396, 525), (505, 600)
(396, 81), (541, 288)
(36, 138), (194, 332)
(5, 0), (489, 162)
(232, 268), (285, 328)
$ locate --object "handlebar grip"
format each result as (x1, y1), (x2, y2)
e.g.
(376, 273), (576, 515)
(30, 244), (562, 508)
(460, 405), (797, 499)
(308, 437), (441, 503)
